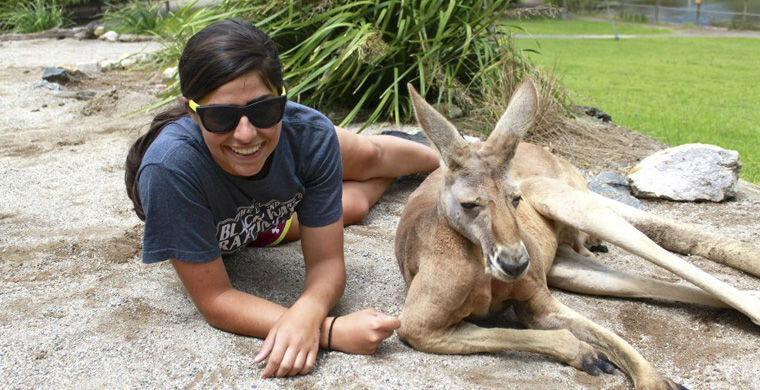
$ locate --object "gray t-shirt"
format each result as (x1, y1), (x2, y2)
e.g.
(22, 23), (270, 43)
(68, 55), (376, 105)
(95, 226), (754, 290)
(137, 102), (343, 263)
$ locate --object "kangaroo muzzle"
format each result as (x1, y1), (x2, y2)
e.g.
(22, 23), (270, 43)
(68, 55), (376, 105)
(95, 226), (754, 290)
(488, 242), (530, 281)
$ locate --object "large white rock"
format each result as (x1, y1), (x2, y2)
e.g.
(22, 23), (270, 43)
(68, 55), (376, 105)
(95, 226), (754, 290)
(628, 143), (741, 202)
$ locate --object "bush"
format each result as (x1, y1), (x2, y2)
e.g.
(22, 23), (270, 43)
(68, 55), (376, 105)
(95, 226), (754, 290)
(150, 0), (526, 129)
(102, 1), (168, 35)
(0, 0), (73, 33)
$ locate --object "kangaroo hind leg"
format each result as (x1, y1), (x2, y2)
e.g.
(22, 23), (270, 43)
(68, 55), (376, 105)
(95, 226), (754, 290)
(549, 245), (745, 308)
(515, 292), (687, 389)
(521, 177), (760, 326)
(590, 192), (760, 278)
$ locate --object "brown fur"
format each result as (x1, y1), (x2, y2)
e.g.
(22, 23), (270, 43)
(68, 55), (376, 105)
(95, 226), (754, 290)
(394, 80), (760, 389)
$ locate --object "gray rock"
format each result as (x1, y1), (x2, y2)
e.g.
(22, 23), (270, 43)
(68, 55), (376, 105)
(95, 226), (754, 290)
(100, 30), (119, 42)
(628, 143), (741, 202)
(117, 33), (139, 42)
(76, 62), (101, 74)
(588, 171), (647, 210)
(42, 67), (70, 84)
(433, 102), (464, 118)
(162, 66), (178, 81)
(33, 80), (62, 90)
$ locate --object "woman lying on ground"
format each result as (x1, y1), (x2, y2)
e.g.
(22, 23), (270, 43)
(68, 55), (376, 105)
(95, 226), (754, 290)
(124, 18), (439, 378)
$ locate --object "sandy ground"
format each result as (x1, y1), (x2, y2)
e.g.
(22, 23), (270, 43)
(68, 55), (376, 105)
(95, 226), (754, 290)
(1, 37), (760, 389)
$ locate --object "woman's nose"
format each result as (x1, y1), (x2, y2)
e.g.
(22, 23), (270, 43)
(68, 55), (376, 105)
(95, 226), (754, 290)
(232, 115), (258, 142)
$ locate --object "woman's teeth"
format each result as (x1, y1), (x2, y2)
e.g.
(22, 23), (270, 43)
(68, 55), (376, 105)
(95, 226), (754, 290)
(230, 145), (261, 156)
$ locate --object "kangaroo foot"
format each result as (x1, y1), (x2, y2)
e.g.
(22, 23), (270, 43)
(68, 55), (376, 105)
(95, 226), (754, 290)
(568, 341), (617, 376)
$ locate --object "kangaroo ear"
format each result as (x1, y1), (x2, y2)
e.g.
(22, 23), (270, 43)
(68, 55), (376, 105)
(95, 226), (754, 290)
(407, 83), (470, 168)
(485, 79), (538, 166)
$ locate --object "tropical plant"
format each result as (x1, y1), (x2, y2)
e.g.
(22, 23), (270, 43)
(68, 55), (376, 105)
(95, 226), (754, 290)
(102, 0), (168, 35)
(0, 0), (73, 33)
(149, 0), (522, 129)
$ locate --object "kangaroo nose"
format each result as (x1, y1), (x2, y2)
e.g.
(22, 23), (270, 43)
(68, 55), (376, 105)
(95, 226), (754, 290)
(498, 255), (529, 278)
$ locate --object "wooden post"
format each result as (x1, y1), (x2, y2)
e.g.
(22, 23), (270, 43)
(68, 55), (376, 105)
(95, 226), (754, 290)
(605, 0), (619, 40)
(744, 0), (749, 25)
(695, 0), (702, 26)
(655, 0), (660, 24)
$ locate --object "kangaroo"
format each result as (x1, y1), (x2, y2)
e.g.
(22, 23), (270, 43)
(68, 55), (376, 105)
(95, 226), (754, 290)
(395, 79), (760, 389)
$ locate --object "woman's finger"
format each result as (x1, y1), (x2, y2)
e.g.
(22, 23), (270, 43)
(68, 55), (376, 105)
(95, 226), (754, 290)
(275, 345), (298, 377)
(261, 338), (287, 378)
(289, 350), (307, 376)
(254, 330), (276, 364)
(301, 350), (317, 375)
(373, 313), (401, 331)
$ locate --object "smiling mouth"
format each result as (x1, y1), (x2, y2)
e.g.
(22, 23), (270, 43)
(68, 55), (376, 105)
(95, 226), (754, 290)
(229, 144), (262, 156)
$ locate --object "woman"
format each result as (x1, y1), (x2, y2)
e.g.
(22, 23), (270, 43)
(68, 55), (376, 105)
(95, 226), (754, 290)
(124, 18), (439, 378)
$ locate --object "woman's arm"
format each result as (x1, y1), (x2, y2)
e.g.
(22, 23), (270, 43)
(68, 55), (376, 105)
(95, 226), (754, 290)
(170, 257), (286, 337)
(171, 219), (400, 378)
(172, 255), (330, 377)
(253, 218), (346, 378)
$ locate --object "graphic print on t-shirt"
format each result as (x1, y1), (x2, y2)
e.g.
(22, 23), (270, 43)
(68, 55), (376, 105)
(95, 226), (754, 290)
(216, 193), (302, 253)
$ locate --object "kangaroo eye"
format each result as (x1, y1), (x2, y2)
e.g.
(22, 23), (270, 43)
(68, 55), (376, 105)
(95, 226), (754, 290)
(460, 202), (479, 210)
(511, 195), (522, 208)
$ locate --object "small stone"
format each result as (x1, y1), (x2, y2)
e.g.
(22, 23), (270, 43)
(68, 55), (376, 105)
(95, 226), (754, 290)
(117, 33), (139, 42)
(588, 170), (646, 210)
(434, 102), (464, 118)
(94, 26), (105, 36)
(98, 60), (121, 71)
(162, 66), (178, 81)
(120, 57), (137, 68)
(100, 30), (119, 42)
(42, 67), (70, 84)
(33, 80), (62, 90)
(75, 63), (100, 74)
(42, 104), (48, 108)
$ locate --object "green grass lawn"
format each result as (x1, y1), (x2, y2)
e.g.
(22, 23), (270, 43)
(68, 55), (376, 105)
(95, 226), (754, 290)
(501, 18), (673, 36)
(512, 29), (760, 183)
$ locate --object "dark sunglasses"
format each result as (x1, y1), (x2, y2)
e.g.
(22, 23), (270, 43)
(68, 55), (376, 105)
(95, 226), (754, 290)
(188, 86), (287, 134)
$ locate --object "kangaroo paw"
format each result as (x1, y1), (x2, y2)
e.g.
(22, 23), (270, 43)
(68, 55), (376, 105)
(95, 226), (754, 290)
(569, 341), (617, 376)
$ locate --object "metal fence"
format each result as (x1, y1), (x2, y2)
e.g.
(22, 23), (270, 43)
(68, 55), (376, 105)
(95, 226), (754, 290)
(564, 1), (760, 29)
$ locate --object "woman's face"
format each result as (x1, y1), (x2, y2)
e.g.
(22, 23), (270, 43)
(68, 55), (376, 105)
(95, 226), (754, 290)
(189, 71), (282, 177)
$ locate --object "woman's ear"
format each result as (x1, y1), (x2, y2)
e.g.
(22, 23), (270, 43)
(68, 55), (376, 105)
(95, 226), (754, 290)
(181, 96), (203, 129)
(181, 96), (194, 116)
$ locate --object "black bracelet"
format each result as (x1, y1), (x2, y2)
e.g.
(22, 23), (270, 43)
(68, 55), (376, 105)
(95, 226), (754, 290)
(327, 316), (338, 351)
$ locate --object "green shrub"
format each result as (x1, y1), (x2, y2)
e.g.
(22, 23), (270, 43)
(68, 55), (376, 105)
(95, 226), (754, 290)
(0, 0), (73, 33)
(151, 0), (522, 129)
(102, 1), (167, 35)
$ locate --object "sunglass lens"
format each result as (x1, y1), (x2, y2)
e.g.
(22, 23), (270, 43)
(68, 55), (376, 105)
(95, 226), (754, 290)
(201, 106), (239, 133)
(246, 98), (286, 128)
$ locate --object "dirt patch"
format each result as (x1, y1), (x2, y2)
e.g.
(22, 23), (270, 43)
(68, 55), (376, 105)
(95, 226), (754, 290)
(1, 37), (759, 390)
(81, 88), (120, 116)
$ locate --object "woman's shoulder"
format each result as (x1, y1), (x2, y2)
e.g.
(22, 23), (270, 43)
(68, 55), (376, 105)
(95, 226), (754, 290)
(142, 116), (206, 169)
(282, 101), (334, 133)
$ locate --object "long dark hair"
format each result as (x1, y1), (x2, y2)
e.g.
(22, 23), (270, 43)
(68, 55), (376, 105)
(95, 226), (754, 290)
(125, 18), (283, 220)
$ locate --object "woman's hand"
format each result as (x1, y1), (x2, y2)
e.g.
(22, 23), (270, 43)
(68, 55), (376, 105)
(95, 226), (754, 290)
(330, 308), (401, 355)
(254, 303), (323, 378)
